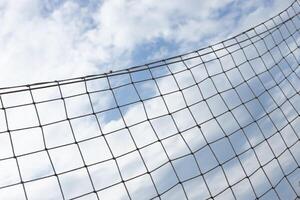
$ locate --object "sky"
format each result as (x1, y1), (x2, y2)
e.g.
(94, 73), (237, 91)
(0, 0), (299, 200)
(0, 0), (294, 87)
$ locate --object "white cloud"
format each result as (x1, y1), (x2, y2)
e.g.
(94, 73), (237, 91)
(0, 0), (293, 87)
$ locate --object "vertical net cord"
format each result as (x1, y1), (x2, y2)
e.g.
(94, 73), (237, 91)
(220, 41), (300, 197)
(126, 71), (162, 199)
(244, 21), (300, 196)
(82, 78), (131, 199)
(28, 86), (66, 200)
(193, 52), (258, 199)
(55, 81), (101, 200)
(0, 97), (29, 200)
(168, 56), (239, 198)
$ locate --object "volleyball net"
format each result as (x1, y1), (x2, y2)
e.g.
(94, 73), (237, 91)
(0, 1), (300, 199)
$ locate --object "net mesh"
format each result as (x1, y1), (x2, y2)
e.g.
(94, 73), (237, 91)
(0, 1), (300, 200)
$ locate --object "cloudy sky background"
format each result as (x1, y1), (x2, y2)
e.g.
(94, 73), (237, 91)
(0, 0), (299, 200)
(0, 0), (295, 87)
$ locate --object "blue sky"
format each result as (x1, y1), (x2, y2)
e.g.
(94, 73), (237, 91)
(0, 0), (293, 87)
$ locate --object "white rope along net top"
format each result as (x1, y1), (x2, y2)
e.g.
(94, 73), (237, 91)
(0, 1), (300, 200)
